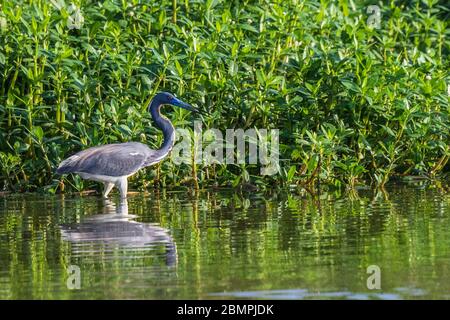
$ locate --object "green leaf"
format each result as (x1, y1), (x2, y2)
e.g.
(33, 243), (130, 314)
(287, 165), (296, 181)
(341, 80), (361, 93)
(255, 69), (265, 85)
(32, 126), (44, 142)
(174, 59), (183, 76)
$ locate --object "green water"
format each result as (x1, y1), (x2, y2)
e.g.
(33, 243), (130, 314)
(0, 185), (449, 300)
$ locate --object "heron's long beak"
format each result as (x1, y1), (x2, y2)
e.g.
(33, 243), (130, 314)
(172, 98), (199, 113)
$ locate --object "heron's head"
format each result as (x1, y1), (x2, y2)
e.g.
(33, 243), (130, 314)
(155, 92), (198, 113)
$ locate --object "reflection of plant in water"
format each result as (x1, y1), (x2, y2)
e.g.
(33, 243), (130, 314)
(1, 187), (450, 298)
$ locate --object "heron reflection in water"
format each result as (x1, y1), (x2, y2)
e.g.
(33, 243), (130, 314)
(60, 199), (177, 267)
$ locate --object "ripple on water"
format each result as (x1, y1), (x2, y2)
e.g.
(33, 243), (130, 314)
(0, 186), (449, 299)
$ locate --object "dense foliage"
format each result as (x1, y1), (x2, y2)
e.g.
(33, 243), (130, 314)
(0, 0), (449, 194)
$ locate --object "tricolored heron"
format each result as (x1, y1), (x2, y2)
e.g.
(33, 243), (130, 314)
(56, 92), (197, 198)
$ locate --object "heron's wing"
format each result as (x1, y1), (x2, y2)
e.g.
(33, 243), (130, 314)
(57, 143), (150, 177)
(142, 148), (169, 167)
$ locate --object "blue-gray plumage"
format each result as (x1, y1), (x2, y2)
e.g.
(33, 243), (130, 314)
(56, 92), (198, 198)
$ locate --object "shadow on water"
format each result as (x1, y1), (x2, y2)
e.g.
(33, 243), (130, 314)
(60, 199), (177, 267)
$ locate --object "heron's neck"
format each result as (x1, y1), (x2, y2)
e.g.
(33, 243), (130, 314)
(149, 100), (176, 154)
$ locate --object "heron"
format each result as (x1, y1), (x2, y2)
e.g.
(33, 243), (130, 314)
(56, 92), (198, 198)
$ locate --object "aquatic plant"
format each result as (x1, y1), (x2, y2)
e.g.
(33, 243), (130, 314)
(0, 0), (448, 193)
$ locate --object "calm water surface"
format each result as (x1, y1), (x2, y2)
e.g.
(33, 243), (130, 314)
(0, 185), (449, 299)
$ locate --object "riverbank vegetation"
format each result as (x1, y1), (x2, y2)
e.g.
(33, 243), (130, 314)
(0, 0), (449, 194)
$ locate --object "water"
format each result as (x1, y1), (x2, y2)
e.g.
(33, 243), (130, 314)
(0, 185), (449, 299)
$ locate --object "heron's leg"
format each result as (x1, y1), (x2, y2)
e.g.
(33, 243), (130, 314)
(103, 182), (114, 198)
(116, 177), (128, 199)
